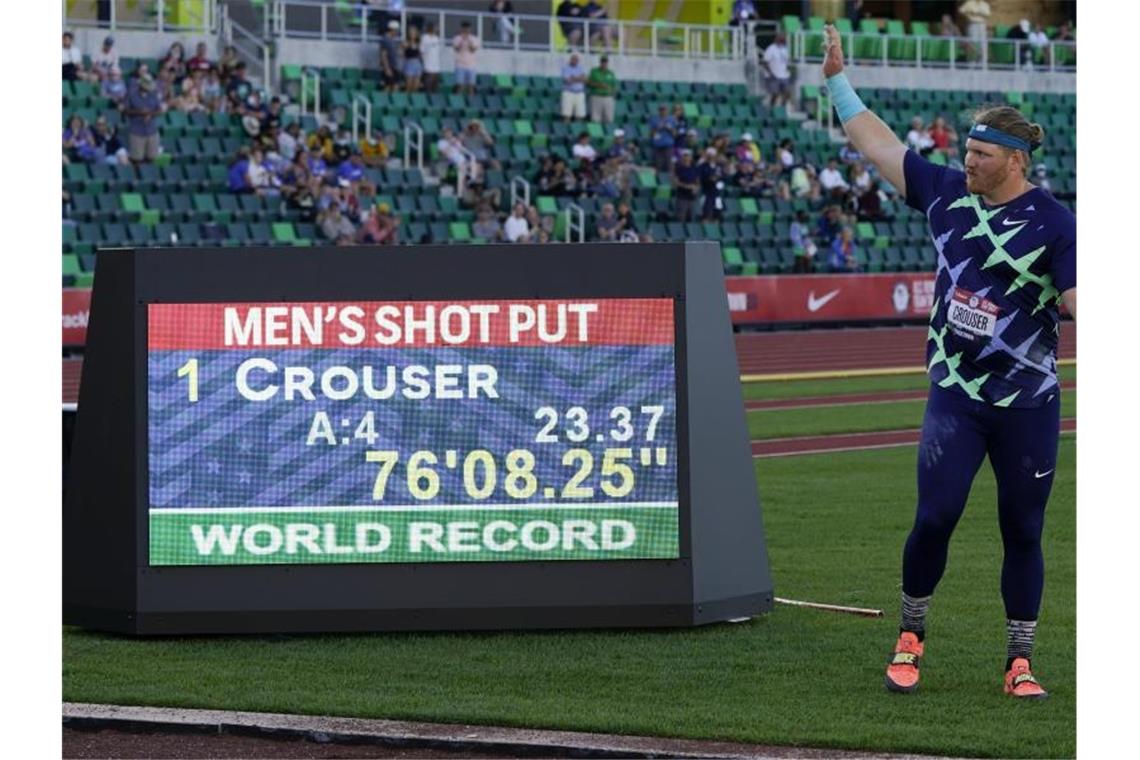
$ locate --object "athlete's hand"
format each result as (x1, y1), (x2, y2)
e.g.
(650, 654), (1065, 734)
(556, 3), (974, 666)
(822, 24), (844, 78)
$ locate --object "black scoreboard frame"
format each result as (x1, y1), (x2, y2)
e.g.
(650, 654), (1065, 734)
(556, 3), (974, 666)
(64, 242), (773, 635)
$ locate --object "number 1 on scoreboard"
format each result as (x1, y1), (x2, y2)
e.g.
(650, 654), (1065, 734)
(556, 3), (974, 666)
(177, 358), (199, 402)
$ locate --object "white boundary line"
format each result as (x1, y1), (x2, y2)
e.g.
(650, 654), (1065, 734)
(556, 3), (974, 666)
(754, 428), (1077, 459)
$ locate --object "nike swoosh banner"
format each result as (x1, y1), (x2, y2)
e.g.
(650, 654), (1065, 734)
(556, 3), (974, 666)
(725, 274), (937, 324)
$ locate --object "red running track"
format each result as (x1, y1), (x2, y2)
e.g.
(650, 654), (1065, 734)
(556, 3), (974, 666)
(746, 385), (1076, 411)
(734, 324), (1077, 376)
(752, 418), (1077, 458)
(61, 325), (1079, 404)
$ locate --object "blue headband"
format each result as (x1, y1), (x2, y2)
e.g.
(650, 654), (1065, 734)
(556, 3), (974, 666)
(968, 123), (1036, 153)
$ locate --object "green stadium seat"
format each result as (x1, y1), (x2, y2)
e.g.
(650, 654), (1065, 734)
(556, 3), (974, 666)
(449, 222), (472, 242)
(272, 222), (298, 243)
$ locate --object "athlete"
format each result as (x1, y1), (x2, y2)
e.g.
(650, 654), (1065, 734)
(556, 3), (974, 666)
(821, 25), (1076, 698)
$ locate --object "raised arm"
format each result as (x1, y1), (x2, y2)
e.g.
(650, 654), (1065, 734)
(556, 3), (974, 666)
(822, 25), (908, 195)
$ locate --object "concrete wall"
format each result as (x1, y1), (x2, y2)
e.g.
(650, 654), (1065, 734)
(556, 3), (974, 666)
(276, 38), (747, 85)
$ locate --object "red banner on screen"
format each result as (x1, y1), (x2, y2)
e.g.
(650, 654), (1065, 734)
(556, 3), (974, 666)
(147, 299), (675, 350)
(724, 274), (938, 324)
(62, 288), (91, 346)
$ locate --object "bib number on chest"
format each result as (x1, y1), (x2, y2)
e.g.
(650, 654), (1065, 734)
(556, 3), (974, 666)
(948, 287), (999, 338)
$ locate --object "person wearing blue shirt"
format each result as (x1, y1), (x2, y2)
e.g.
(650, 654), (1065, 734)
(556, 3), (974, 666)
(827, 226), (860, 271)
(560, 53), (587, 122)
(649, 105), (676, 173)
(124, 70), (163, 165)
(822, 25), (1075, 700)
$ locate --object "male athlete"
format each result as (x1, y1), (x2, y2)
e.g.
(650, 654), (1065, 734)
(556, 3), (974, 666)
(821, 25), (1076, 698)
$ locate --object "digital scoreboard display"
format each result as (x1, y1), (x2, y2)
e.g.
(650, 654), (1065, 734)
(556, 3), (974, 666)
(147, 299), (680, 566)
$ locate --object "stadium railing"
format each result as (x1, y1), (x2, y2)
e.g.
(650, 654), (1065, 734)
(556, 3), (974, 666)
(62, 0), (218, 34)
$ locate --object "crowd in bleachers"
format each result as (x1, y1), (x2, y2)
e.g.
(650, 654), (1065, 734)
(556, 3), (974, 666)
(62, 8), (1077, 282)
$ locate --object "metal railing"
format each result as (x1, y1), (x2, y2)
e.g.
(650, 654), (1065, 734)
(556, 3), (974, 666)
(351, 93), (371, 143)
(300, 67), (321, 119)
(62, 0), (218, 34)
(269, 0), (748, 61)
(221, 7), (274, 93)
(565, 203), (585, 243)
(509, 176), (530, 210)
(403, 122), (424, 174)
(790, 29), (1076, 72)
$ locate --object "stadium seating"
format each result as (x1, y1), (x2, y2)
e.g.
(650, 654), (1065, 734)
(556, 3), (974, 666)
(62, 57), (1076, 282)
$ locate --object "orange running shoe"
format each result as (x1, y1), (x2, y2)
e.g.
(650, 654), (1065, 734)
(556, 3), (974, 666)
(884, 631), (924, 693)
(1005, 658), (1049, 699)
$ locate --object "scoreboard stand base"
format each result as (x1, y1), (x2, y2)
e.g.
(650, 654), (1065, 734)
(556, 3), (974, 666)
(64, 243), (773, 635)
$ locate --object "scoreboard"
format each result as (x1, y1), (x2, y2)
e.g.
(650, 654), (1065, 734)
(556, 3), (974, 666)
(147, 299), (680, 566)
(64, 243), (772, 634)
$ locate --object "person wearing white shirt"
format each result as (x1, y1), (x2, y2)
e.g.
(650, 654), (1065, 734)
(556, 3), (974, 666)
(571, 132), (597, 162)
(818, 159), (849, 199)
(762, 32), (792, 106)
(905, 116), (934, 154)
(504, 203), (530, 242)
(91, 37), (119, 81)
(62, 32), (85, 82)
(421, 22), (443, 93)
(1027, 23), (1049, 68)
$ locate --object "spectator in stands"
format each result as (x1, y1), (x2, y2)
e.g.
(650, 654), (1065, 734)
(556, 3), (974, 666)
(672, 151), (700, 222)
(504, 202), (531, 242)
(62, 32), (87, 82)
(938, 13), (973, 62)
(735, 132), (760, 165)
(776, 138), (796, 172)
(596, 202), (622, 241)
(319, 202), (356, 245)
(90, 115), (128, 165)
(218, 45), (241, 83)
(402, 26), (424, 92)
(856, 179), (887, 221)
(819, 158), (850, 200)
(331, 125), (355, 165)
(437, 126), (474, 181)
(379, 20), (404, 92)
(306, 145), (330, 182)
(358, 131), (389, 167)
(828, 226), (860, 272)
(461, 177), (502, 214)
(762, 32), (793, 108)
(817, 204), (843, 247)
(462, 119), (499, 170)
(1005, 19), (1034, 69)
(560, 53), (588, 123)
(849, 160), (872, 195)
(227, 147), (253, 193)
(101, 66), (128, 105)
(453, 22), (480, 96)
(527, 204), (555, 239)
(1028, 23), (1049, 68)
(570, 131), (597, 163)
(649, 105), (676, 173)
(473, 207), (504, 241)
(905, 116), (934, 155)
(337, 151), (377, 197)
(546, 158), (576, 196)
(63, 115), (101, 164)
(583, 1), (616, 49)
(790, 210), (817, 273)
(91, 36), (118, 81)
(671, 103), (690, 137)
(698, 149), (724, 221)
(357, 202), (400, 244)
(730, 0), (758, 26)
(489, 0), (518, 45)
(928, 116), (957, 159)
(201, 68), (224, 111)
(839, 139), (863, 165)
(246, 146), (279, 196)
(556, 0), (585, 49)
(615, 201), (638, 238)
(226, 62), (253, 111)
(421, 22), (443, 93)
(278, 121), (303, 162)
(170, 75), (207, 113)
(187, 42), (213, 73)
(307, 124), (335, 162)
(125, 70), (164, 165)
(734, 159), (764, 197)
(788, 163), (821, 201)
(606, 128), (634, 164)
(958, 0), (991, 61)
(160, 42), (188, 81)
(587, 56), (617, 124)
(279, 149), (318, 212)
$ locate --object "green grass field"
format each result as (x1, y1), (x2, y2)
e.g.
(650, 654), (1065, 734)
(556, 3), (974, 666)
(63, 373), (1077, 758)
